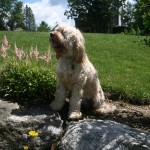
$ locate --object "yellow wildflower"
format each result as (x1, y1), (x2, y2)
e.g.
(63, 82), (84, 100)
(28, 130), (39, 137)
(23, 145), (29, 150)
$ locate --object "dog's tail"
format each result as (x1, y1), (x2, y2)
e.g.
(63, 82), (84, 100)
(94, 103), (116, 114)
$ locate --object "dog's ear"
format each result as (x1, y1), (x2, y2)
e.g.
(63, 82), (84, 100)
(73, 30), (86, 63)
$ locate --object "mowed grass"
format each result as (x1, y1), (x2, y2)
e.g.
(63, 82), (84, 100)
(84, 33), (150, 104)
(0, 31), (150, 104)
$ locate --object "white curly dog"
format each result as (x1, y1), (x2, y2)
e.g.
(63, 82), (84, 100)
(49, 23), (116, 120)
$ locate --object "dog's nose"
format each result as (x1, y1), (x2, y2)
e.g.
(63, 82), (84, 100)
(50, 33), (54, 38)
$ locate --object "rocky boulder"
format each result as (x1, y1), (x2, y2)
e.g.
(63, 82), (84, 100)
(0, 100), (63, 150)
(57, 119), (150, 150)
(1, 99), (150, 150)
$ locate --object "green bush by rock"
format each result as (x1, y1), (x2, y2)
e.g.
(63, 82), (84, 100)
(0, 61), (56, 106)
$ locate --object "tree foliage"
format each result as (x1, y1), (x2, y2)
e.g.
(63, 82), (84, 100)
(0, 0), (17, 30)
(138, 0), (150, 30)
(7, 1), (24, 30)
(65, 0), (126, 32)
(120, 1), (134, 27)
(133, 0), (150, 31)
(0, 0), (36, 31)
(23, 5), (36, 31)
(37, 21), (51, 32)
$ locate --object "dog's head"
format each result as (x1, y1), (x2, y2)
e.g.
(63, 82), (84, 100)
(49, 23), (86, 63)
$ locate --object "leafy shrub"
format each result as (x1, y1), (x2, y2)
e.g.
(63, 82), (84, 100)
(0, 35), (55, 107)
(136, 27), (144, 35)
(0, 61), (56, 106)
(129, 28), (136, 35)
(123, 29), (129, 35)
(143, 37), (150, 47)
(123, 28), (143, 35)
(134, 36), (150, 47)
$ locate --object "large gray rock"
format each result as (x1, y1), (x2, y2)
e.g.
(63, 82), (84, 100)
(0, 100), (63, 150)
(57, 119), (150, 150)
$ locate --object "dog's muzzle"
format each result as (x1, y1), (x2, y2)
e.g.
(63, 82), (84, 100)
(49, 33), (60, 48)
(50, 32), (54, 38)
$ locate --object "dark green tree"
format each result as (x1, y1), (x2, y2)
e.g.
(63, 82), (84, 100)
(7, 1), (24, 30)
(133, 1), (144, 30)
(23, 5), (36, 31)
(65, 0), (126, 33)
(0, 0), (17, 30)
(133, 0), (150, 32)
(37, 21), (51, 32)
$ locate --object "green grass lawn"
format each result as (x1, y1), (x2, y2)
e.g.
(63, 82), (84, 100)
(84, 33), (150, 104)
(0, 31), (150, 104)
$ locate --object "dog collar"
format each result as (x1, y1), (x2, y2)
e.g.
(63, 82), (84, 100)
(65, 56), (74, 60)
(64, 56), (75, 70)
(71, 64), (75, 70)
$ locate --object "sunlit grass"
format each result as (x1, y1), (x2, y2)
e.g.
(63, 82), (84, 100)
(0, 31), (57, 70)
(84, 33), (150, 104)
(0, 31), (149, 104)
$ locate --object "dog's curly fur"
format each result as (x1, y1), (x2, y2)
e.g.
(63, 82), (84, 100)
(49, 23), (116, 120)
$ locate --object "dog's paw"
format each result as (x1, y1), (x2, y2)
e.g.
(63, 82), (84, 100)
(50, 101), (62, 111)
(93, 108), (104, 114)
(68, 112), (82, 120)
(94, 104), (116, 114)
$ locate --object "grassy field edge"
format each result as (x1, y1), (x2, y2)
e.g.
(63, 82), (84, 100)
(0, 31), (150, 105)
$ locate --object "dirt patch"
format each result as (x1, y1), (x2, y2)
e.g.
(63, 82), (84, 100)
(59, 99), (150, 133)
(92, 100), (150, 132)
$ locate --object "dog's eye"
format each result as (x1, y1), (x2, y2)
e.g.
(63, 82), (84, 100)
(56, 29), (62, 33)
(60, 30), (64, 35)
(56, 29), (65, 38)
(58, 30), (65, 35)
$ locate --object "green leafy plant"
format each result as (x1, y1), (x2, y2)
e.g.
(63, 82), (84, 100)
(0, 61), (56, 106)
(136, 27), (144, 36)
(123, 29), (129, 35)
(143, 37), (150, 47)
(0, 35), (56, 106)
(129, 28), (136, 35)
(122, 28), (143, 36)
(134, 36), (150, 47)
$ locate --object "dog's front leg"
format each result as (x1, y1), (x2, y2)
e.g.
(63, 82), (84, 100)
(68, 87), (83, 120)
(50, 81), (66, 111)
